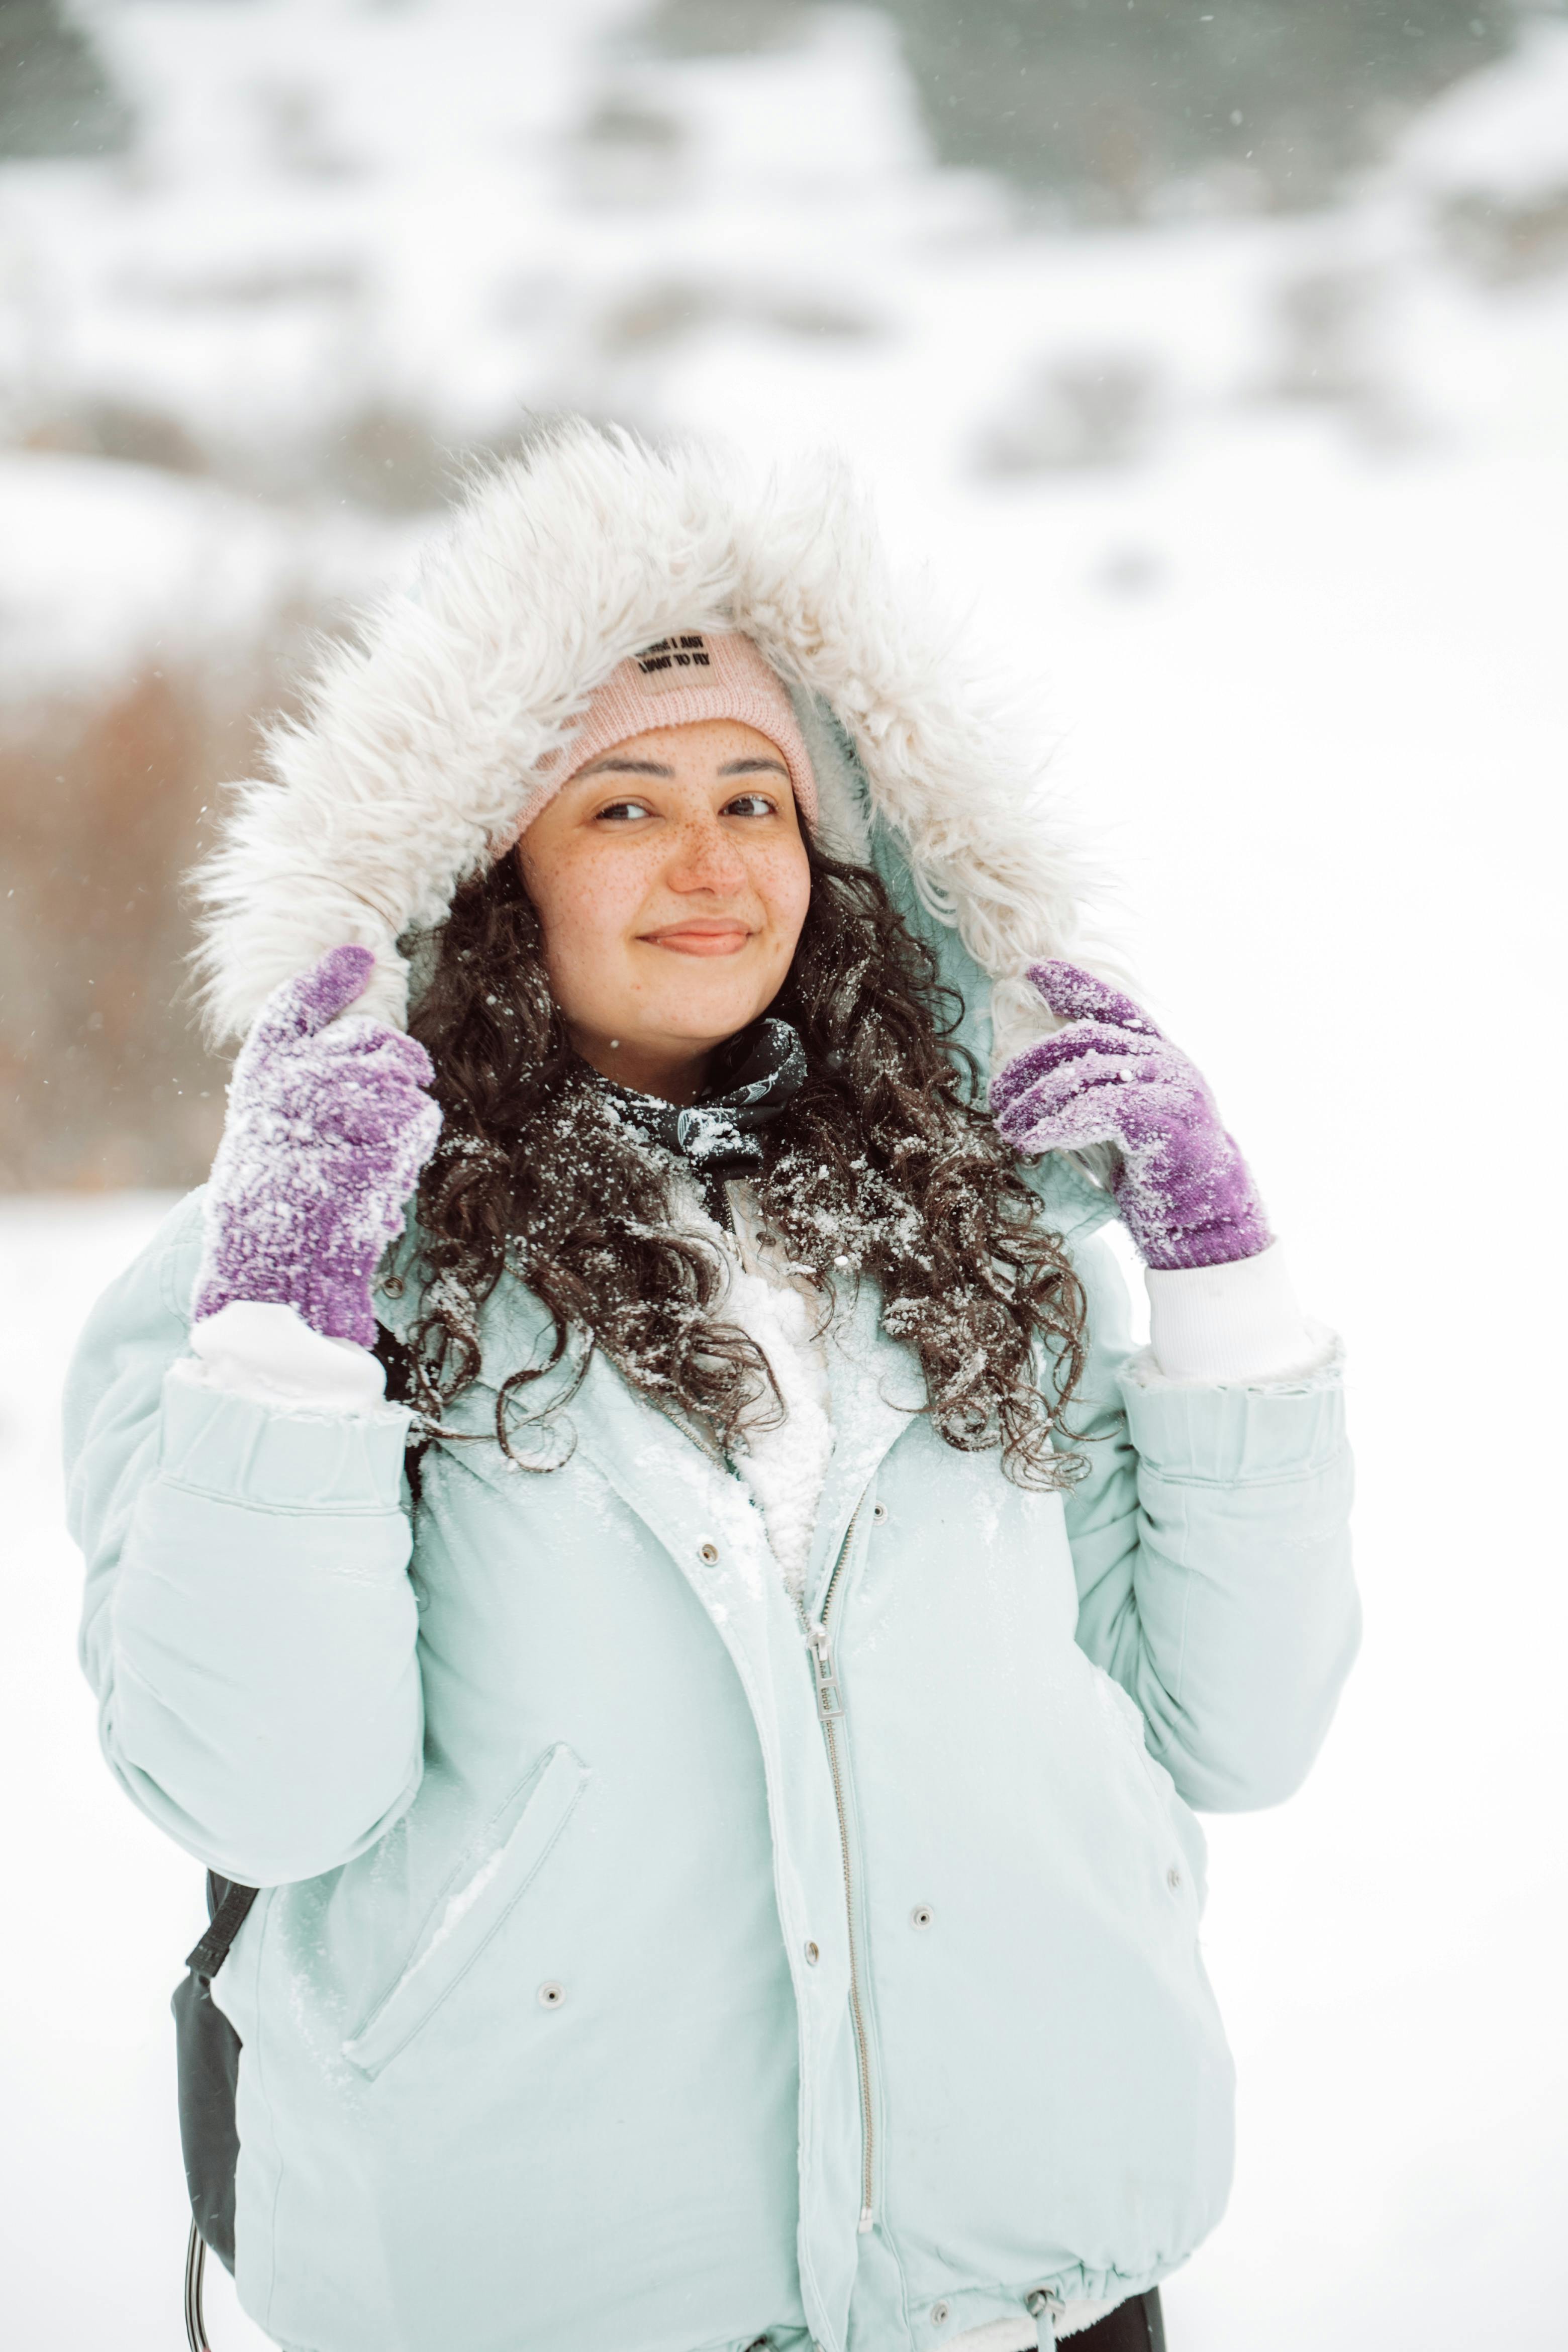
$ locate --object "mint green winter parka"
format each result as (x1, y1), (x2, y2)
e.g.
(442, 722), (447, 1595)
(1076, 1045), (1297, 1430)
(64, 430), (1357, 2352)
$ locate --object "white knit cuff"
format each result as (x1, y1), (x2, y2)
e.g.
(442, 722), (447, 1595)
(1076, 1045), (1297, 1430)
(1144, 1243), (1331, 1384)
(187, 1300), (392, 1415)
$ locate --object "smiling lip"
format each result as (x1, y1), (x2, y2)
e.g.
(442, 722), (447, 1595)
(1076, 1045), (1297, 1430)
(639, 920), (753, 957)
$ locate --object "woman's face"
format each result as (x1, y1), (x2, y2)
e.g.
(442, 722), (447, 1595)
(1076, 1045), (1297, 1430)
(516, 716), (813, 1102)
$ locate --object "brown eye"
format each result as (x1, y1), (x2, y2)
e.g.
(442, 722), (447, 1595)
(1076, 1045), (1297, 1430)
(596, 798), (655, 822)
(723, 792), (777, 818)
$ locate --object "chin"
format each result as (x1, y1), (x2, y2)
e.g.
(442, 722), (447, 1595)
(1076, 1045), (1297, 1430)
(654, 991), (776, 1043)
(667, 1012), (765, 1050)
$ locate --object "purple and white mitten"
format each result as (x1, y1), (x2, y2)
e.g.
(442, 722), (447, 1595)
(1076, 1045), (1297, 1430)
(192, 945), (441, 1345)
(990, 962), (1270, 1271)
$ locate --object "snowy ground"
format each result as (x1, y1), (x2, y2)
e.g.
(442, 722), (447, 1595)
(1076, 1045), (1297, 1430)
(5, 4), (1568, 2348)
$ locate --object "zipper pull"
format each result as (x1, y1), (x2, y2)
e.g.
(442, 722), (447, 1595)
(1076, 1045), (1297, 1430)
(806, 1622), (844, 1723)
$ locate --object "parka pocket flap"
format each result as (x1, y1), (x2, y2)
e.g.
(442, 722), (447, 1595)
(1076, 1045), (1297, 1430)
(343, 1742), (586, 2079)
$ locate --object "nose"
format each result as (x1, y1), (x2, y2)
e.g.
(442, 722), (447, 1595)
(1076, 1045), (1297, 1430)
(666, 812), (747, 896)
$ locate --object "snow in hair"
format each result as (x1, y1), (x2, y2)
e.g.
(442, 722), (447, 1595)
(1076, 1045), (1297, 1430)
(193, 421), (1100, 1058)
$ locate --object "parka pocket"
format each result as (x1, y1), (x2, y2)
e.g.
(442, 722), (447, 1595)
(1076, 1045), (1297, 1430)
(342, 1742), (586, 2079)
(1086, 1660), (1209, 1907)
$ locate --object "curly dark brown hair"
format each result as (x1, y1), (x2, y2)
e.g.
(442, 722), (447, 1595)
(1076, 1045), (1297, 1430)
(400, 840), (1088, 1486)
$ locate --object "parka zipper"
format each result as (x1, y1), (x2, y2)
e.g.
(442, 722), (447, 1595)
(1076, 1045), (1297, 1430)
(801, 1497), (877, 2234)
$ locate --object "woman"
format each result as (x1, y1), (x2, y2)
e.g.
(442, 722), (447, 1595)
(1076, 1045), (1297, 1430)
(65, 427), (1357, 2352)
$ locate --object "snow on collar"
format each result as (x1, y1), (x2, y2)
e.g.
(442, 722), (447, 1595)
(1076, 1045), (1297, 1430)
(596, 1019), (808, 1220)
(193, 422), (1098, 1062)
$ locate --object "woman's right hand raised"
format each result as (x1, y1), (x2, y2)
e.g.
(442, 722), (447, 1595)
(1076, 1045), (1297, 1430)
(990, 960), (1271, 1272)
(192, 945), (442, 1346)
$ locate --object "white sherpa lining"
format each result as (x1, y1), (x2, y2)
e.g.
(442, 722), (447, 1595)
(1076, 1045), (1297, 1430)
(195, 422), (1098, 1058)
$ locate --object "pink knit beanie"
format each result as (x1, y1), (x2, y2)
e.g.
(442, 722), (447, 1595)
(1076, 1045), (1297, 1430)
(524, 630), (818, 834)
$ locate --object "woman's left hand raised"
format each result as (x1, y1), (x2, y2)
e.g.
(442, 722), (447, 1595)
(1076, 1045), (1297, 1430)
(990, 960), (1272, 1271)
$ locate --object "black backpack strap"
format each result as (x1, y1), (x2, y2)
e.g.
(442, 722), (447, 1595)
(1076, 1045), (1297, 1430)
(184, 1874), (259, 1981)
(173, 1874), (259, 2280)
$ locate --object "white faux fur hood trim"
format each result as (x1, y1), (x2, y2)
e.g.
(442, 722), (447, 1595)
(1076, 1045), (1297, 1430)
(195, 423), (1096, 1059)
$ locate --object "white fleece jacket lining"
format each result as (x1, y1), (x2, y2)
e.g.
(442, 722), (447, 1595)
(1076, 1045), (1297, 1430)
(719, 1253), (835, 1604)
(948, 2296), (1119, 2348)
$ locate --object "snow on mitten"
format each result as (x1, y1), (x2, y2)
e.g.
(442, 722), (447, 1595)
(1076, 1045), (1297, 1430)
(990, 961), (1271, 1271)
(192, 945), (442, 1345)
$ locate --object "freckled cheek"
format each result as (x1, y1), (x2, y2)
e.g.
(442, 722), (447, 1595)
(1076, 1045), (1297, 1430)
(753, 843), (812, 950)
(538, 863), (646, 956)
(531, 861), (650, 1015)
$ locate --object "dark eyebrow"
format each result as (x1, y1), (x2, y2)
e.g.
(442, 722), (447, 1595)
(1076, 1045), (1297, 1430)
(719, 758), (789, 777)
(577, 756), (674, 778)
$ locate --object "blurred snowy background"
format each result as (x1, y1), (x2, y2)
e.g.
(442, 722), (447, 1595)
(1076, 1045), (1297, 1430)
(3, 2), (1565, 2346)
